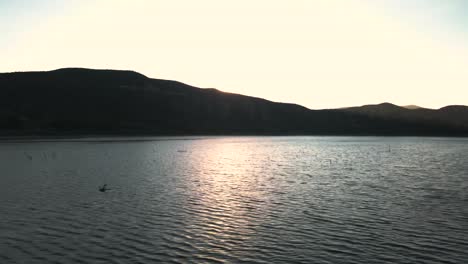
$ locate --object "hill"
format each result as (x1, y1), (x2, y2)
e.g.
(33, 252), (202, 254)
(342, 103), (468, 131)
(402, 105), (424, 110)
(1, 68), (467, 136)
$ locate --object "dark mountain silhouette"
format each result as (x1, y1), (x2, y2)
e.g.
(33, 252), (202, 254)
(1, 68), (467, 137)
(343, 103), (468, 132)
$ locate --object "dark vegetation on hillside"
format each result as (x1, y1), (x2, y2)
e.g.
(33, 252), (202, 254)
(1, 68), (467, 136)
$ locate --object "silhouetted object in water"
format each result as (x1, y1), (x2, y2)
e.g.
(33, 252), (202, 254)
(99, 184), (110, 192)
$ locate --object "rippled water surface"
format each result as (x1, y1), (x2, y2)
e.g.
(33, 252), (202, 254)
(1, 136), (468, 263)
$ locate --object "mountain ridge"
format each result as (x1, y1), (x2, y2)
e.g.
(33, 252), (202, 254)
(1, 68), (467, 137)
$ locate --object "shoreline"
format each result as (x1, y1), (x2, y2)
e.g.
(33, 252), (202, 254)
(1, 134), (468, 143)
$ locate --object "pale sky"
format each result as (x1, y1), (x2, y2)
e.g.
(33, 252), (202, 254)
(1, 0), (468, 109)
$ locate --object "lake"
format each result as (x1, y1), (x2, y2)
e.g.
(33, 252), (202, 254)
(1, 136), (468, 263)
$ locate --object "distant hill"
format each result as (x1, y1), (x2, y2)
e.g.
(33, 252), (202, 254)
(402, 105), (424, 110)
(1, 68), (467, 137)
(342, 103), (468, 132)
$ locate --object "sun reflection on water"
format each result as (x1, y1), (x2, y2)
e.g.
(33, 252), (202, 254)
(181, 138), (275, 253)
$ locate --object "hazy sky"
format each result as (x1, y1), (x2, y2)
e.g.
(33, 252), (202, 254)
(1, 0), (467, 109)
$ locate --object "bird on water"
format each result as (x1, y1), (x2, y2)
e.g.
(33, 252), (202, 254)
(99, 184), (111, 192)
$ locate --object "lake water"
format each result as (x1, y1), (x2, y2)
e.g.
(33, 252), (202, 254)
(1, 136), (468, 263)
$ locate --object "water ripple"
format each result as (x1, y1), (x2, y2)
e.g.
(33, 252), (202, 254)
(1, 137), (468, 263)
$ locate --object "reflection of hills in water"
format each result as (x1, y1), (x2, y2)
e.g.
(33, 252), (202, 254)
(1, 68), (468, 136)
